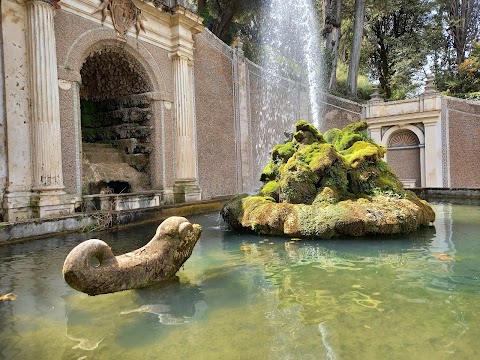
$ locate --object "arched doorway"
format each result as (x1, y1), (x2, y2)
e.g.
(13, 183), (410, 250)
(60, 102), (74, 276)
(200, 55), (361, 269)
(386, 129), (421, 188)
(80, 45), (154, 195)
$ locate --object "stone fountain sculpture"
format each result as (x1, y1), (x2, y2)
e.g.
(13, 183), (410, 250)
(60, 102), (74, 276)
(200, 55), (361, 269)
(221, 120), (435, 238)
(63, 216), (202, 295)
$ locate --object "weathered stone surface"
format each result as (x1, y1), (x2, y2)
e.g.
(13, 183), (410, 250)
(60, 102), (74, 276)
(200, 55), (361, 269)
(221, 121), (435, 239)
(63, 217), (202, 295)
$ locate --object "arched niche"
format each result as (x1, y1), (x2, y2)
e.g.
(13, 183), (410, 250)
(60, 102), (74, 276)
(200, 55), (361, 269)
(384, 126), (424, 188)
(79, 43), (156, 195)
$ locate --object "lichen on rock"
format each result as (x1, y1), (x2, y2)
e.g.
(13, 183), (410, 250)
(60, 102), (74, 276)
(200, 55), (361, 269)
(221, 120), (435, 239)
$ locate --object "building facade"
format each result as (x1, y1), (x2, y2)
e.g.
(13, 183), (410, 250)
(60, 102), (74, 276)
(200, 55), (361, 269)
(1, 0), (479, 223)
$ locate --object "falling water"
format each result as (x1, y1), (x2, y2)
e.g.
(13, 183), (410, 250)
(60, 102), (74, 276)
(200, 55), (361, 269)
(260, 0), (323, 129)
(252, 0), (324, 190)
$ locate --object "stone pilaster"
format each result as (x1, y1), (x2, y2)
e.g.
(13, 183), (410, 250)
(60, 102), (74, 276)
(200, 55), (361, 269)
(423, 119), (443, 187)
(169, 52), (201, 203)
(233, 44), (253, 194)
(25, 0), (74, 217)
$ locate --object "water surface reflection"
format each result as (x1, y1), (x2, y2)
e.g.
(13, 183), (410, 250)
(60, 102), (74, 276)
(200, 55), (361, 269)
(0, 203), (479, 359)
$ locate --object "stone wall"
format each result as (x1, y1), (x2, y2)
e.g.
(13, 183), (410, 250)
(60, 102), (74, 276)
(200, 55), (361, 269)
(321, 93), (363, 131)
(193, 30), (365, 196)
(247, 60), (310, 189)
(387, 148), (421, 187)
(193, 31), (237, 199)
(446, 97), (480, 188)
(0, 24), (6, 221)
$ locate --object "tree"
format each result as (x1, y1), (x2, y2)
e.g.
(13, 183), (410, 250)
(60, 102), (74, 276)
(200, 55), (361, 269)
(365, 0), (433, 99)
(198, 0), (262, 44)
(322, 0), (343, 90)
(346, 0), (366, 97)
(446, 0), (480, 65)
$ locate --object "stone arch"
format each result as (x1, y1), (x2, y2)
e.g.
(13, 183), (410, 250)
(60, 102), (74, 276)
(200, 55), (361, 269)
(70, 33), (168, 195)
(60, 27), (168, 99)
(80, 44), (153, 100)
(381, 124), (425, 148)
(388, 130), (420, 148)
(383, 126), (424, 188)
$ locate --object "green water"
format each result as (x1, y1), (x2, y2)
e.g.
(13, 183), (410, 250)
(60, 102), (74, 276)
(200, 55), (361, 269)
(0, 202), (479, 359)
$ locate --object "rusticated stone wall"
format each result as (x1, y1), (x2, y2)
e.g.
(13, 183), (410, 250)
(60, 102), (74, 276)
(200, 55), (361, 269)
(446, 97), (480, 188)
(193, 31), (237, 199)
(321, 93), (363, 131)
(387, 148), (421, 187)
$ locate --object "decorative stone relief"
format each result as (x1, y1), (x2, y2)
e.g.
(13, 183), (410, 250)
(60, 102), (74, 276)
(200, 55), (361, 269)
(388, 130), (420, 148)
(381, 125), (393, 139)
(95, 0), (147, 38)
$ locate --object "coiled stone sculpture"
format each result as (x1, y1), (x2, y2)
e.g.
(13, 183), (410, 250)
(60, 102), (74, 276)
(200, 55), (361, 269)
(63, 216), (202, 295)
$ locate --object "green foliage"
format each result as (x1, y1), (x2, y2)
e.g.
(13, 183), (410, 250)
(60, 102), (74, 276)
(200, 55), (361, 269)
(436, 42), (480, 96)
(199, 0), (263, 45)
(363, 0), (435, 100)
(334, 61), (373, 100)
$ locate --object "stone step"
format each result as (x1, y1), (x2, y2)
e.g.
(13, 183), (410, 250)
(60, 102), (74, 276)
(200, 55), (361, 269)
(82, 143), (125, 163)
(82, 142), (112, 148)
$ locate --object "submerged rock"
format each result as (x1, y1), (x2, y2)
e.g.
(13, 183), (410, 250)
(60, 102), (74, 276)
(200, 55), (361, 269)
(221, 121), (435, 239)
(63, 217), (202, 295)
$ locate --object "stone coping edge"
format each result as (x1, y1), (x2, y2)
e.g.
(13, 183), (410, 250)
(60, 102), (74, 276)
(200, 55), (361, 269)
(0, 197), (231, 246)
(411, 188), (480, 199)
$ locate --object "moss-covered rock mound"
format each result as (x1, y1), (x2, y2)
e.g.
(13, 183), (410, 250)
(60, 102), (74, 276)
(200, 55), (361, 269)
(221, 120), (435, 239)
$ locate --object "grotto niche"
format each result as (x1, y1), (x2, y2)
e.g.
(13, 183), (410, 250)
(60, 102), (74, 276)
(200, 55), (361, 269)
(80, 45), (154, 195)
(221, 120), (435, 239)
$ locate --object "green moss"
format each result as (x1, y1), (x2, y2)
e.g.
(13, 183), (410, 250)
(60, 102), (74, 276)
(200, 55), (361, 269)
(326, 121), (372, 152)
(272, 141), (297, 162)
(344, 121), (368, 133)
(347, 161), (403, 195)
(340, 141), (386, 167)
(221, 119), (431, 238)
(323, 128), (341, 143)
(279, 166), (318, 205)
(260, 160), (279, 182)
(259, 181), (280, 201)
(319, 160), (349, 190)
(294, 120), (325, 144)
(312, 186), (341, 205)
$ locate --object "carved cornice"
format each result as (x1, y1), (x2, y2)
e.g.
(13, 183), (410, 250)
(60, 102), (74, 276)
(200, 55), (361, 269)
(25, 0), (61, 8)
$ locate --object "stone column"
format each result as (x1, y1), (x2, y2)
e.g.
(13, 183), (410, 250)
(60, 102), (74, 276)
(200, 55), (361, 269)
(0, 23), (6, 221)
(169, 52), (201, 203)
(233, 40), (254, 194)
(423, 119), (443, 187)
(26, 0), (73, 217)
